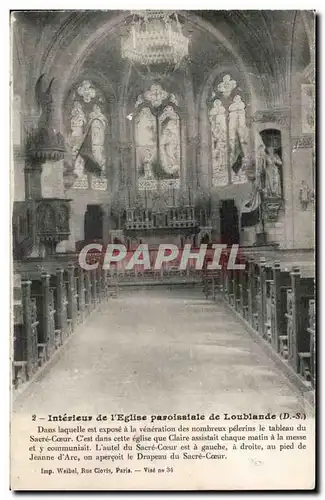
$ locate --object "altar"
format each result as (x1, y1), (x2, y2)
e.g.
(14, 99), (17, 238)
(122, 205), (200, 249)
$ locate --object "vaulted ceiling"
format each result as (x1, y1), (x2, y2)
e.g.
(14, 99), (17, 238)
(13, 10), (314, 110)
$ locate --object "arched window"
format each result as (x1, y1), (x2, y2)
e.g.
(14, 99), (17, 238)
(134, 84), (181, 192)
(66, 80), (108, 191)
(208, 75), (249, 186)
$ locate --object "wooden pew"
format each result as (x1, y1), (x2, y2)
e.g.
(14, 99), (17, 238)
(238, 261), (249, 321)
(270, 262), (291, 356)
(233, 268), (241, 312)
(202, 252), (316, 391)
(264, 264), (274, 342)
(247, 257), (259, 331)
(96, 266), (104, 302)
(225, 269), (235, 306)
(285, 267), (315, 379)
(202, 270), (220, 300)
(66, 264), (78, 329)
(91, 269), (97, 307)
(257, 260), (273, 341)
(36, 273), (59, 362)
(13, 275), (24, 387)
(203, 271), (212, 299)
(102, 269), (110, 300)
(12, 263), (119, 392)
(23, 274), (54, 366)
(307, 298), (315, 388)
(76, 266), (86, 321)
(51, 268), (70, 341)
(12, 280), (39, 386)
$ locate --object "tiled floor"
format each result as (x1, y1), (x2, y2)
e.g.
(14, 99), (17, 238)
(13, 287), (311, 416)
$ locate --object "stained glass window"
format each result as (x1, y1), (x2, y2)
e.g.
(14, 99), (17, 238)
(67, 80), (108, 191)
(134, 84), (181, 191)
(209, 75), (249, 186)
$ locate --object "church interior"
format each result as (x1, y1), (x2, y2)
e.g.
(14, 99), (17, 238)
(12, 11), (315, 415)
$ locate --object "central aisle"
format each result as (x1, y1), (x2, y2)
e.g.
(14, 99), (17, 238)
(13, 287), (309, 416)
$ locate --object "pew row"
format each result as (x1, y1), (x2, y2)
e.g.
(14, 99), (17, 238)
(12, 265), (116, 390)
(203, 255), (315, 392)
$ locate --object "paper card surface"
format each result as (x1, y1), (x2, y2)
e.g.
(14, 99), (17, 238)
(10, 9), (316, 491)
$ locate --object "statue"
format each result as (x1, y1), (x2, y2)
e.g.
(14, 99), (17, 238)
(264, 147), (282, 197)
(299, 180), (314, 210)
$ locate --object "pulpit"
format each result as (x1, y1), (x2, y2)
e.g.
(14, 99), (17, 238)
(13, 73), (72, 259)
(13, 198), (71, 258)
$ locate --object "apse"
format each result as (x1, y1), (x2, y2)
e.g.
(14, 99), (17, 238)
(12, 10), (315, 253)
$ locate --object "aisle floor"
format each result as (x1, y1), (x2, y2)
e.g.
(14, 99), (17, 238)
(13, 287), (310, 416)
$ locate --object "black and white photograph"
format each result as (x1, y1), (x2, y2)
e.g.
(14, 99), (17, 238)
(10, 9), (316, 491)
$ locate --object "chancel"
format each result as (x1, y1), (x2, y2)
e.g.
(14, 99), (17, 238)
(12, 10), (315, 255)
(11, 12), (315, 485)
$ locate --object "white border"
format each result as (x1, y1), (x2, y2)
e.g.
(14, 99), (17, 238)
(1, 4), (322, 498)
